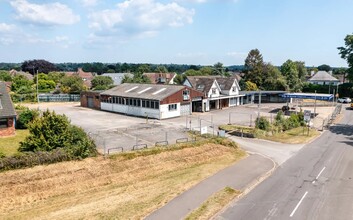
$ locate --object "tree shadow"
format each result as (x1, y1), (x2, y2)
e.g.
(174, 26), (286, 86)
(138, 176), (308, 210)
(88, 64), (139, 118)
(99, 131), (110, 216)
(329, 123), (353, 136)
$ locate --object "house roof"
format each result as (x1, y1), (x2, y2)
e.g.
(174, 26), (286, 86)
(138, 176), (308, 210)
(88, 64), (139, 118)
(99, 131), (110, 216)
(185, 76), (217, 93)
(308, 71), (340, 82)
(101, 83), (188, 101)
(215, 76), (240, 91)
(101, 73), (133, 85)
(143, 72), (176, 84)
(0, 81), (16, 118)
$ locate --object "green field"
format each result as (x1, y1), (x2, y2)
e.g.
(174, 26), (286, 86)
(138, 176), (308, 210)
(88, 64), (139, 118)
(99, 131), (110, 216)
(0, 130), (29, 156)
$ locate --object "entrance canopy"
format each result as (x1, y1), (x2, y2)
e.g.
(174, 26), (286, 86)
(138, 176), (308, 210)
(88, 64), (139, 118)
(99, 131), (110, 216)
(282, 93), (333, 101)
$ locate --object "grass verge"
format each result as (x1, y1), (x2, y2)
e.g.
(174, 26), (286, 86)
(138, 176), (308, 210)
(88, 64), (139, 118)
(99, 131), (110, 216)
(0, 130), (29, 156)
(0, 138), (246, 220)
(185, 187), (241, 220)
(256, 127), (320, 144)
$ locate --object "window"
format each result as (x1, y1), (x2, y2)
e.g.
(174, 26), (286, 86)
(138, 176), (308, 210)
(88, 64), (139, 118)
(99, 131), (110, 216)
(183, 90), (189, 96)
(151, 101), (155, 109)
(155, 102), (159, 109)
(133, 99), (137, 106)
(232, 86), (236, 92)
(0, 118), (8, 128)
(146, 100), (150, 108)
(169, 104), (177, 111)
(142, 100), (146, 107)
(212, 88), (217, 94)
(129, 99), (133, 106)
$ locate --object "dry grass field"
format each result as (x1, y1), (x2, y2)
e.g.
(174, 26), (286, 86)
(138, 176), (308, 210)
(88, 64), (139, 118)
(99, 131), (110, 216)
(0, 140), (246, 220)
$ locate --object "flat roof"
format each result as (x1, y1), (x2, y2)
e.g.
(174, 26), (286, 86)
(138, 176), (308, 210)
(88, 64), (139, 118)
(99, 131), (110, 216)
(240, 91), (286, 95)
(282, 93), (334, 100)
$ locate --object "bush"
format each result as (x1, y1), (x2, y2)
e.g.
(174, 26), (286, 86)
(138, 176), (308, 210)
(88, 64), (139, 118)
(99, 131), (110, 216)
(19, 110), (97, 158)
(255, 117), (271, 131)
(16, 107), (39, 129)
(0, 148), (72, 171)
(0, 151), (5, 158)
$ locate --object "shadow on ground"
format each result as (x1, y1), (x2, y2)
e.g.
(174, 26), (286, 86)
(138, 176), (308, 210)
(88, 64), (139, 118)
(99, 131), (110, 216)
(330, 123), (353, 147)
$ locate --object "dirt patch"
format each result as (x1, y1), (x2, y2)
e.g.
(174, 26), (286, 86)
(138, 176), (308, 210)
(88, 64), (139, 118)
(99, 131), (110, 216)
(0, 142), (246, 220)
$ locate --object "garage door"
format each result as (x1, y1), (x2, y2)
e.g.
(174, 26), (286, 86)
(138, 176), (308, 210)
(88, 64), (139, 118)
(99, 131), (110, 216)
(180, 103), (191, 116)
(87, 97), (94, 108)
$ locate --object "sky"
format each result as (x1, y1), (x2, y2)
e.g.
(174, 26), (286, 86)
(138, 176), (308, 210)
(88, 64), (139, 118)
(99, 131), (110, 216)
(0, 0), (352, 67)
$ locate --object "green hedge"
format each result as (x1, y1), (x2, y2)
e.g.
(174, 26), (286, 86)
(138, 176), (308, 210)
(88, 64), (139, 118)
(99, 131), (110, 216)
(0, 148), (73, 171)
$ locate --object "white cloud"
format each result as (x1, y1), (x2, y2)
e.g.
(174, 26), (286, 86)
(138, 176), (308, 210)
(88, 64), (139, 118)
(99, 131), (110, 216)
(88, 0), (194, 40)
(176, 52), (207, 58)
(227, 51), (247, 58)
(0, 23), (16, 33)
(80, 0), (98, 7)
(10, 0), (80, 26)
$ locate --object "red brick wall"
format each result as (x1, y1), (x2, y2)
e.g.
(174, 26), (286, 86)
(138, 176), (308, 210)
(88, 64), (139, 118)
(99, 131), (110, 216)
(80, 92), (101, 109)
(0, 118), (15, 137)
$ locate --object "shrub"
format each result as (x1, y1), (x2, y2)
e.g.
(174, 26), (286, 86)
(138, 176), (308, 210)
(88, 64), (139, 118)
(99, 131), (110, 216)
(19, 110), (97, 158)
(16, 107), (39, 129)
(0, 151), (5, 158)
(0, 148), (72, 171)
(287, 114), (300, 129)
(255, 117), (271, 131)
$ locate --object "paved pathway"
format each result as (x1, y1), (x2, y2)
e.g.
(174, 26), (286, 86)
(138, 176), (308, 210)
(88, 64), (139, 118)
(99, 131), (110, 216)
(145, 153), (275, 220)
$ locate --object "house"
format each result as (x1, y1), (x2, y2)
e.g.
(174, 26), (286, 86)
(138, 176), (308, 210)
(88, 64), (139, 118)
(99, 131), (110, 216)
(101, 73), (133, 85)
(183, 76), (244, 111)
(66, 68), (94, 88)
(308, 71), (340, 86)
(142, 73), (176, 84)
(9, 69), (34, 80)
(0, 82), (16, 137)
(99, 83), (204, 119)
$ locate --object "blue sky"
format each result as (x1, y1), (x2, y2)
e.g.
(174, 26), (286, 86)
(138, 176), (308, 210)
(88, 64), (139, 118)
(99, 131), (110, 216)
(0, 0), (352, 67)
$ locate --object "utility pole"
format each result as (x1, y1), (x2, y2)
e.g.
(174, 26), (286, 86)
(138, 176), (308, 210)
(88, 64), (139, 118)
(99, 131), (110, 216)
(314, 90), (317, 117)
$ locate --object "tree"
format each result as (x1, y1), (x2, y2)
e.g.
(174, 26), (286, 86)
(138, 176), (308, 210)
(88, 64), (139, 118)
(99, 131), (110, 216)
(213, 62), (225, 75)
(338, 34), (353, 81)
(262, 63), (287, 91)
(245, 81), (258, 91)
(244, 49), (265, 86)
(281, 60), (302, 92)
(19, 110), (96, 158)
(60, 75), (86, 94)
(295, 61), (308, 80)
(91, 76), (114, 90)
(48, 72), (65, 83)
(21, 59), (57, 74)
(155, 65), (168, 73)
(11, 75), (34, 94)
(0, 70), (12, 81)
(317, 64), (332, 72)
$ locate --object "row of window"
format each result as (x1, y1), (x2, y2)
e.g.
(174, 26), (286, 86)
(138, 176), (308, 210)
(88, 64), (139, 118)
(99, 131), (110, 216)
(101, 96), (159, 109)
(0, 118), (8, 128)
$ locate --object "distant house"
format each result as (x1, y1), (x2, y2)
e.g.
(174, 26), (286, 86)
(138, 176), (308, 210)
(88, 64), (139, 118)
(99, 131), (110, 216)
(101, 73), (133, 85)
(142, 73), (176, 84)
(66, 68), (94, 88)
(0, 82), (16, 137)
(308, 71), (340, 86)
(183, 76), (244, 111)
(99, 83), (204, 119)
(9, 69), (34, 80)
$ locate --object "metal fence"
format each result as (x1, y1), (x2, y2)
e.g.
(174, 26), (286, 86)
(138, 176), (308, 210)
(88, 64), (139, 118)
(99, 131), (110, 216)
(38, 94), (80, 102)
(317, 104), (342, 131)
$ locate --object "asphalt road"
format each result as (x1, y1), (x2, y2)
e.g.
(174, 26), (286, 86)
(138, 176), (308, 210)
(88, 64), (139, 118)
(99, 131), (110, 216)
(216, 108), (353, 220)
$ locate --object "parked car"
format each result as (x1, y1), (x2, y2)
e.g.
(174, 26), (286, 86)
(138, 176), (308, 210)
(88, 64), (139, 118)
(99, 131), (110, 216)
(338, 97), (352, 103)
(351, 103), (353, 109)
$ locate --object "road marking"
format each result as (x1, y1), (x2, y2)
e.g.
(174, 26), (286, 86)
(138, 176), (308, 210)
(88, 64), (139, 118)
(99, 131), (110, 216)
(290, 191), (308, 217)
(312, 167), (326, 184)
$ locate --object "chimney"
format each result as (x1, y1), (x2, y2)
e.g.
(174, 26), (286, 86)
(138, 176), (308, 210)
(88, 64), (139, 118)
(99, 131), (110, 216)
(311, 71), (315, 76)
(329, 70), (333, 75)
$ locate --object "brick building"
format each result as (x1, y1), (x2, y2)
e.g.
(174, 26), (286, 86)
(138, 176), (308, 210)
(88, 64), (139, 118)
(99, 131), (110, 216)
(0, 82), (16, 137)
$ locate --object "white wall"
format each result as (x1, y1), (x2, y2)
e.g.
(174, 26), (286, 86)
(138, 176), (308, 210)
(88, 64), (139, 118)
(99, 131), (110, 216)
(101, 103), (161, 119)
(207, 81), (221, 98)
(160, 103), (181, 119)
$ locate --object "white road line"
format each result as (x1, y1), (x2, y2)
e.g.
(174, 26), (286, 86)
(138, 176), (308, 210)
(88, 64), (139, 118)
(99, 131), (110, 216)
(312, 167), (326, 184)
(290, 191), (308, 217)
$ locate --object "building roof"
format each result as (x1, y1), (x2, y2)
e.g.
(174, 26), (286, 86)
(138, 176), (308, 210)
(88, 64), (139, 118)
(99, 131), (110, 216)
(308, 71), (340, 82)
(101, 83), (188, 101)
(282, 92), (333, 101)
(66, 68), (94, 88)
(143, 72), (176, 84)
(185, 76), (216, 93)
(216, 76), (240, 90)
(101, 73), (133, 85)
(0, 82), (16, 118)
